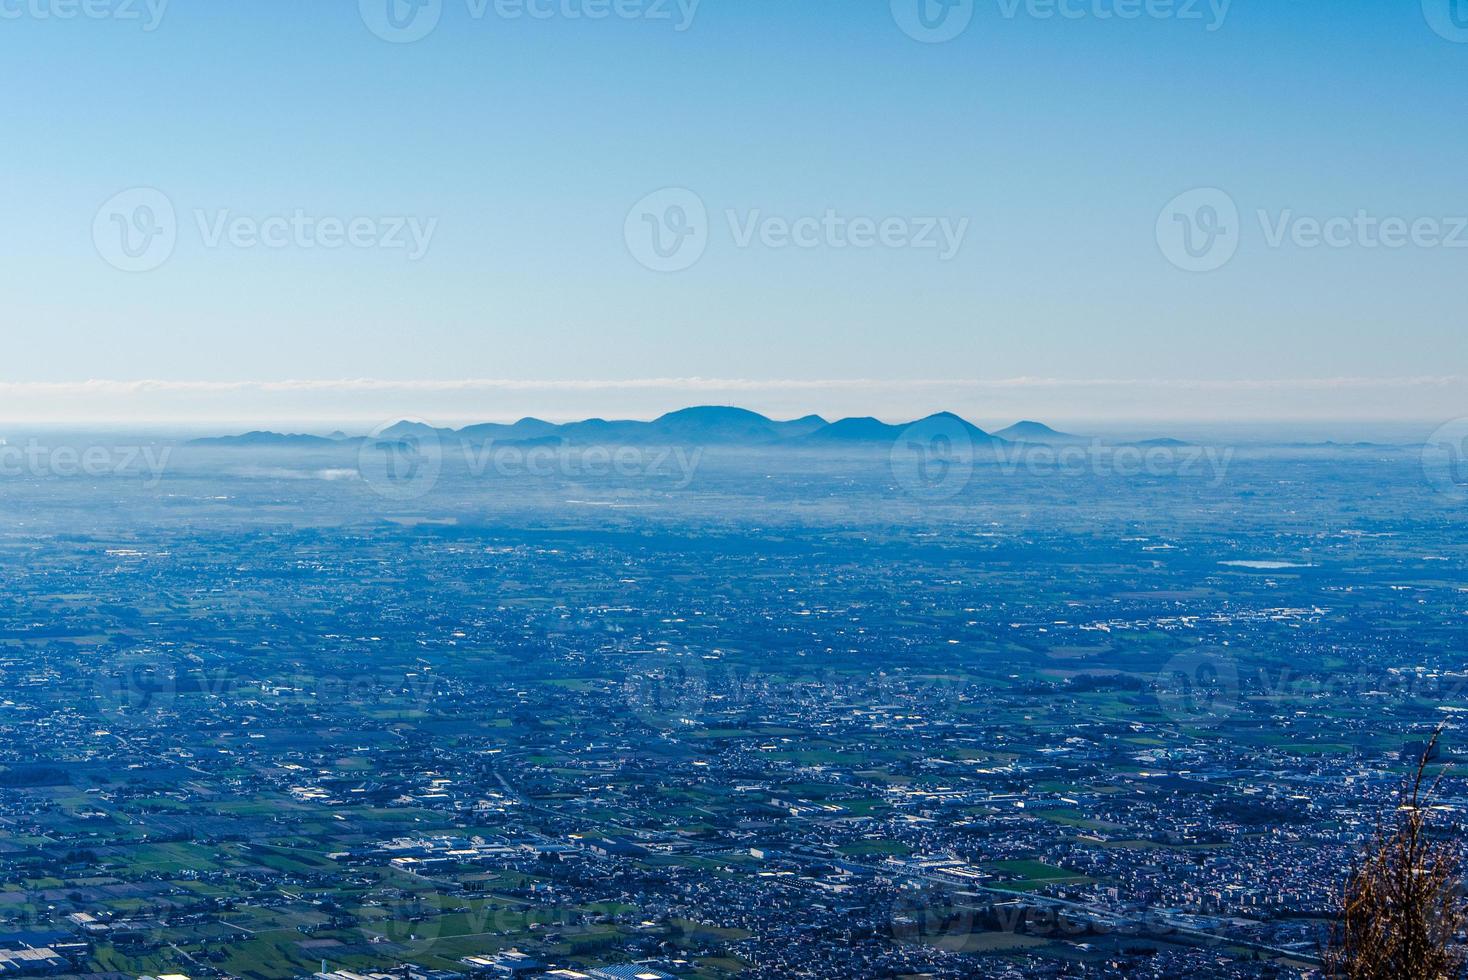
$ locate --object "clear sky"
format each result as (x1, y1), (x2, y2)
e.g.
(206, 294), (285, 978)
(2, 0), (1465, 424)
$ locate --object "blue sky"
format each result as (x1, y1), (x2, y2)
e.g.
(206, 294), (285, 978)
(1, 0), (1465, 423)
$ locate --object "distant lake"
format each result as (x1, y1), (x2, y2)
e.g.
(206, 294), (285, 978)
(1220, 560), (1314, 569)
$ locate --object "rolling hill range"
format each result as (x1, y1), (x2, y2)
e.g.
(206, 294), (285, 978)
(192, 406), (1024, 449)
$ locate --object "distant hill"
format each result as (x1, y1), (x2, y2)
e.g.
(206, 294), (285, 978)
(994, 420), (1084, 444)
(1276, 440), (1402, 450)
(457, 417), (559, 441)
(188, 431), (353, 449)
(805, 416), (904, 443)
(636, 406), (795, 443)
(381, 420), (450, 439)
(775, 414), (830, 438)
(1126, 437), (1193, 448)
(805, 412), (1005, 446)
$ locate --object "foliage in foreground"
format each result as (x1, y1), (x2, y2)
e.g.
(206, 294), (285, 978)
(1324, 728), (1466, 979)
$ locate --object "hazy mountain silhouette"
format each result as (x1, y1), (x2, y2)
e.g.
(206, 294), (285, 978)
(457, 417), (560, 441)
(189, 431), (355, 449)
(993, 420), (1084, 444)
(188, 408), (1103, 450)
(802, 416), (902, 443)
(1125, 437), (1193, 448)
(805, 412), (1005, 446)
